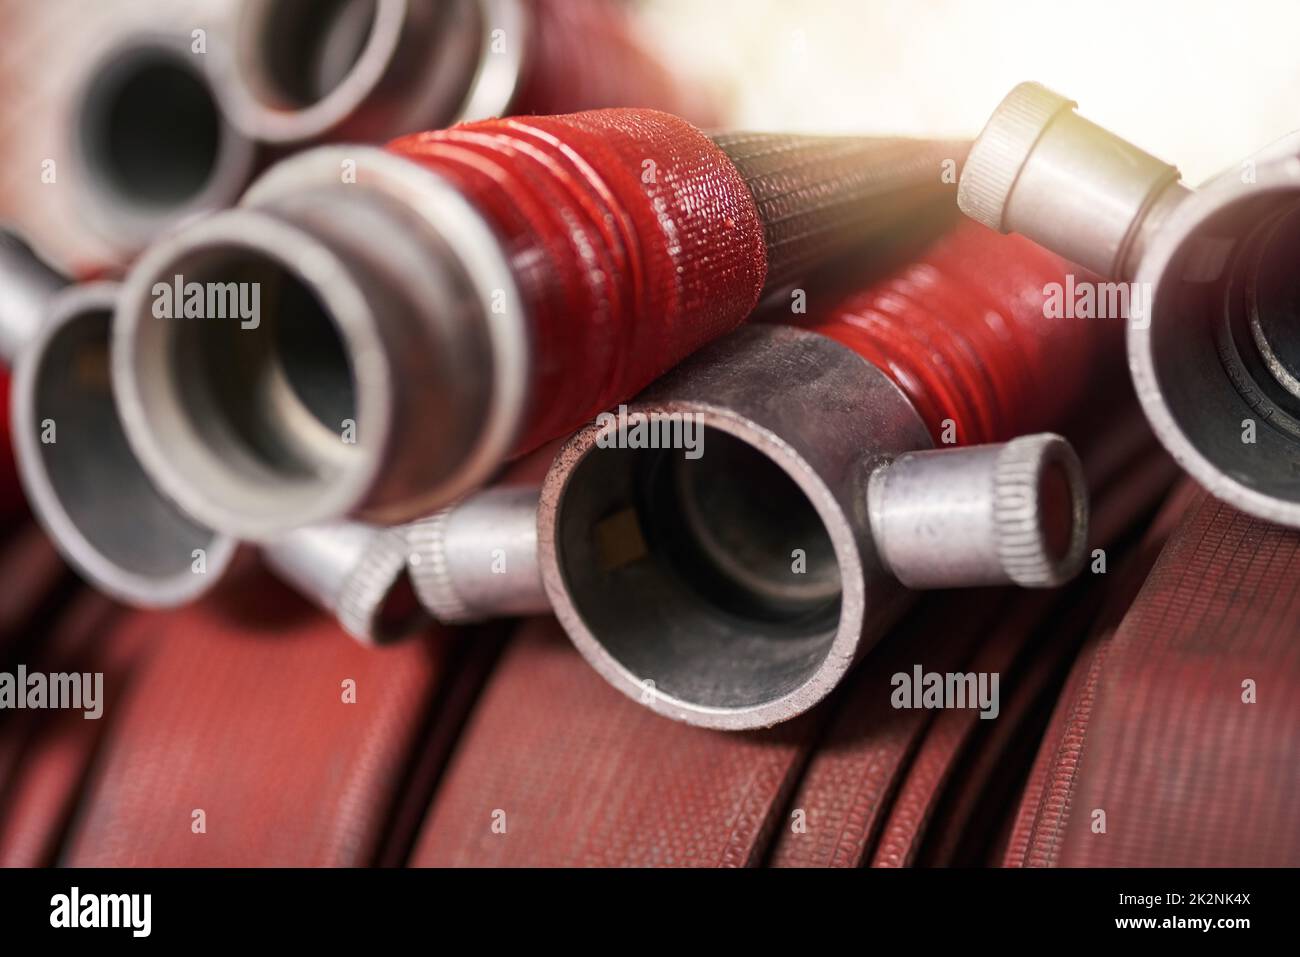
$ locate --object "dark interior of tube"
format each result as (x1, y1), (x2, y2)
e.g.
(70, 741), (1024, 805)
(1152, 189), (1300, 504)
(34, 308), (218, 577)
(371, 571), (427, 644)
(257, 0), (380, 106)
(162, 247), (358, 487)
(79, 48), (222, 207)
(556, 427), (843, 710)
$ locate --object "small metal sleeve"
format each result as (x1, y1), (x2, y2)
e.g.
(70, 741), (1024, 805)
(957, 81), (1186, 279)
(405, 485), (549, 624)
(261, 522), (428, 644)
(869, 433), (1089, 589)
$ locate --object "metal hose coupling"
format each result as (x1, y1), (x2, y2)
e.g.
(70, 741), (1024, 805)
(0, 245), (421, 642)
(113, 105), (964, 541)
(959, 81), (1300, 529)
(408, 223), (1099, 727)
(214, 0), (698, 146)
(71, 29), (257, 256)
(536, 325), (1087, 730)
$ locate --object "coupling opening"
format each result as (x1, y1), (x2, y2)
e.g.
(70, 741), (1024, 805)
(1143, 187), (1300, 512)
(248, 0), (381, 108)
(551, 423), (847, 713)
(78, 45), (220, 207)
(167, 248), (358, 475)
(1038, 460), (1077, 565)
(117, 211), (391, 537)
(225, 0), (424, 142)
(14, 290), (233, 605)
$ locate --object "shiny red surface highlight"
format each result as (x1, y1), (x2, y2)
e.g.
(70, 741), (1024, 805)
(390, 108), (767, 453)
(805, 222), (1112, 445)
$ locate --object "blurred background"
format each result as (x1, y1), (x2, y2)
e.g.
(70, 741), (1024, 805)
(641, 0), (1300, 187)
(3, 0), (1297, 268)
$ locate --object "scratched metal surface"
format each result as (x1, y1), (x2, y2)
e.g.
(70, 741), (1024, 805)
(0, 0), (235, 272)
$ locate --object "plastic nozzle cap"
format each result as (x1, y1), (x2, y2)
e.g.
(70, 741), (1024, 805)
(957, 82), (1077, 232)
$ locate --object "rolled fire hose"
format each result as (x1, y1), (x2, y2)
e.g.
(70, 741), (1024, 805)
(1009, 483), (1300, 868)
(111, 106), (964, 538)
(214, 0), (705, 146)
(410, 222), (1110, 730)
(0, 591), (134, 867)
(409, 419), (1173, 867)
(59, 588), (501, 868)
(18, 403), (1169, 868)
(0, 233), (422, 643)
(958, 81), (1300, 530)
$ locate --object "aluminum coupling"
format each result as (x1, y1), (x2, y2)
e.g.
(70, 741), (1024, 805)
(0, 242), (422, 643)
(959, 81), (1300, 529)
(70, 29), (257, 256)
(535, 324), (1087, 730)
(404, 323), (1088, 728)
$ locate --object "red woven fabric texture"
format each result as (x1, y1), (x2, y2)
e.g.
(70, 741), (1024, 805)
(390, 109), (767, 454)
(766, 593), (1005, 867)
(0, 593), (138, 866)
(1003, 477), (1196, 867)
(411, 617), (819, 867)
(61, 585), (460, 867)
(1017, 490), (1300, 867)
(512, 0), (703, 123)
(804, 222), (1117, 445)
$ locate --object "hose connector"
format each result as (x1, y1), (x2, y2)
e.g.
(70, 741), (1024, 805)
(214, 0), (523, 145)
(5, 270), (422, 641)
(960, 82), (1300, 530)
(536, 325), (1088, 730)
(405, 486), (549, 624)
(71, 30), (258, 256)
(958, 81), (1187, 279)
(869, 433), (1087, 589)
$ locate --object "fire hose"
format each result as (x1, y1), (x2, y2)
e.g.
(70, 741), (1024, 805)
(410, 221), (1114, 729)
(110, 106), (963, 538)
(410, 411), (1175, 867)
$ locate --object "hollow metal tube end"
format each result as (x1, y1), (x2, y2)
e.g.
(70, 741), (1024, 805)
(70, 31), (258, 256)
(113, 145), (526, 540)
(216, 0), (525, 145)
(869, 433), (1088, 590)
(537, 324), (933, 731)
(12, 282), (239, 607)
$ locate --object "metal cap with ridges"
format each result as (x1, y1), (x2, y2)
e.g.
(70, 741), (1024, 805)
(405, 509), (476, 624)
(993, 432), (1088, 587)
(335, 527), (422, 642)
(958, 82), (1077, 232)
